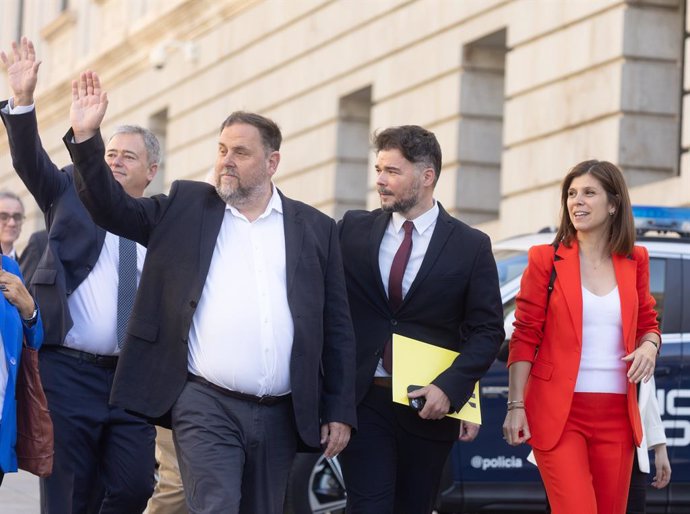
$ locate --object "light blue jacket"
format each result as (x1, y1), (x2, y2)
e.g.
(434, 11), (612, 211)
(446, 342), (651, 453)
(0, 255), (43, 473)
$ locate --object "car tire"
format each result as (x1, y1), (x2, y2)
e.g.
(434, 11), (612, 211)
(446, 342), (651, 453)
(285, 453), (347, 514)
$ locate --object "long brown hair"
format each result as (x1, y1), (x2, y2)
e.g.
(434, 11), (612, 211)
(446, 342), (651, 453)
(554, 160), (635, 255)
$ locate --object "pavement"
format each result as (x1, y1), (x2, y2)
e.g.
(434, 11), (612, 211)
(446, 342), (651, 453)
(0, 470), (40, 512)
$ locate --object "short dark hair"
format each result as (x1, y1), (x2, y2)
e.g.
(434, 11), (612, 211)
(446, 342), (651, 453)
(555, 159), (635, 255)
(220, 111), (282, 153)
(373, 125), (442, 184)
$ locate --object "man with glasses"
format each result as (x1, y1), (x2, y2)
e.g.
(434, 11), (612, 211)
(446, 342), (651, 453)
(0, 191), (25, 259)
(1, 38), (157, 513)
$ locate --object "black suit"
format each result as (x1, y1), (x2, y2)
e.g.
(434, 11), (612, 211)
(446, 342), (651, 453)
(18, 229), (48, 286)
(338, 206), (504, 513)
(64, 129), (357, 450)
(0, 104), (155, 513)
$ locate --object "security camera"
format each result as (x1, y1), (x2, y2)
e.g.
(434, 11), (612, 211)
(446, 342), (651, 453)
(149, 44), (167, 70)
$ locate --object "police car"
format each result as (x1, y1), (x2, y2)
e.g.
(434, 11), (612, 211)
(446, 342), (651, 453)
(286, 206), (690, 514)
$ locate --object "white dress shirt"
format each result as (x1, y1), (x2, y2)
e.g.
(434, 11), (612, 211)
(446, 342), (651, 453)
(374, 201), (439, 377)
(187, 186), (294, 397)
(4, 100), (147, 357)
(65, 232), (146, 356)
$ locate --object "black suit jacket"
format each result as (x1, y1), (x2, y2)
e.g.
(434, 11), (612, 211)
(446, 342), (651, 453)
(19, 229), (48, 285)
(0, 104), (106, 346)
(64, 130), (357, 449)
(338, 207), (504, 441)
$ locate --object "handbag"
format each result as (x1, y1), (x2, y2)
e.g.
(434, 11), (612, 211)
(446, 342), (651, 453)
(15, 342), (54, 477)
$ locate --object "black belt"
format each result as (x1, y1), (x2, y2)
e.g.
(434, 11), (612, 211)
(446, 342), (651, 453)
(44, 345), (119, 369)
(372, 376), (392, 388)
(187, 373), (291, 406)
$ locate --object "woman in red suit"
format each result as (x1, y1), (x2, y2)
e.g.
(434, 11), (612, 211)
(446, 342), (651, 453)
(502, 160), (660, 514)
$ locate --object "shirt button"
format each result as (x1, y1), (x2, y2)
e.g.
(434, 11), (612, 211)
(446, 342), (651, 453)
(391, 319), (398, 326)
(9, 357), (16, 366)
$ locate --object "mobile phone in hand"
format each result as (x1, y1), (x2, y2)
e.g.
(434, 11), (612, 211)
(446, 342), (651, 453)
(407, 384), (426, 412)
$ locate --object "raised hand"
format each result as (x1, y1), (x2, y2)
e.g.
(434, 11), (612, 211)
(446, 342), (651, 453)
(70, 71), (108, 143)
(0, 36), (42, 106)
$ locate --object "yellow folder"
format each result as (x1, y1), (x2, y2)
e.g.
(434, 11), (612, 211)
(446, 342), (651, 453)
(391, 333), (481, 424)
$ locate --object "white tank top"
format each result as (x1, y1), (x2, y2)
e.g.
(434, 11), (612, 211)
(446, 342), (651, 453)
(574, 286), (627, 394)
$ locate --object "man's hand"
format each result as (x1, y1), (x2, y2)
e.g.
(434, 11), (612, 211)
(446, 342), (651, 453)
(408, 383), (450, 420)
(70, 71), (108, 143)
(320, 421), (351, 458)
(0, 36), (41, 106)
(458, 420), (480, 442)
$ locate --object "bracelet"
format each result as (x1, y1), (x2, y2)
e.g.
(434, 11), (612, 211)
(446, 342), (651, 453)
(641, 339), (659, 350)
(507, 400), (524, 405)
(507, 405), (525, 411)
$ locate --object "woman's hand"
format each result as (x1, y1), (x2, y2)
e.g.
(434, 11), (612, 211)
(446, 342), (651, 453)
(502, 408), (531, 446)
(622, 339), (658, 383)
(0, 269), (35, 319)
(651, 444), (672, 489)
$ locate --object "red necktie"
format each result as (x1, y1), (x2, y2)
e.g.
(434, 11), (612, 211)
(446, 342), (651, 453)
(383, 220), (414, 372)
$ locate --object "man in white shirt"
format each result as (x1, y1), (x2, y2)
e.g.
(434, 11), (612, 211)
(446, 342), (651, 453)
(64, 70), (357, 514)
(0, 38), (157, 513)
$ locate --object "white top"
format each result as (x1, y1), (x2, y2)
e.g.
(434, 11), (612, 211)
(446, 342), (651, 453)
(574, 286), (627, 394)
(65, 232), (145, 356)
(187, 186), (294, 397)
(374, 201), (438, 377)
(637, 376), (668, 473)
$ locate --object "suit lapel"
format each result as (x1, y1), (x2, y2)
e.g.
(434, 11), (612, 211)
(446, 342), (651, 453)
(370, 211), (391, 303)
(280, 192), (304, 297)
(403, 204), (453, 303)
(613, 253), (637, 352)
(198, 189), (226, 282)
(554, 241), (583, 348)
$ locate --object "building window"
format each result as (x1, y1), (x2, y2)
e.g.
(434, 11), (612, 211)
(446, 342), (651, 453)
(334, 86), (372, 220)
(148, 108), (168, 195)
(456, 29), (507, 225)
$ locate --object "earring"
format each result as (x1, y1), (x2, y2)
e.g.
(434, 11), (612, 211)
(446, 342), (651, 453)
(609, 210), (615, 216)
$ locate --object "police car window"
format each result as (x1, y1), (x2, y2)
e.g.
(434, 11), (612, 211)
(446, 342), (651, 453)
(649, 258), (665, 328)
(494, 250), (528, 288)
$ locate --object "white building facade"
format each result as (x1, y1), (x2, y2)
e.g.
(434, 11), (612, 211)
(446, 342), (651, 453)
(0, 0), (687, 246)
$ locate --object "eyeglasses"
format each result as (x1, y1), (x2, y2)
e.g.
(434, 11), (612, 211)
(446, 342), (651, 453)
(0, 212), (25, 223)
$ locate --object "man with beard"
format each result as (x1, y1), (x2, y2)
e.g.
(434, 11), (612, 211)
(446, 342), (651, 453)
(337, 125), (505, 513)
(64, 71), (356, 514)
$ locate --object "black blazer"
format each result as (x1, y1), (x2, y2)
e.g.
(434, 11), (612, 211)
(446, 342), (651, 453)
(64, 130), (357, 450)
(0, 104), (106, 346)
(19, 229), (48, 285)
(338, 207), (504, 441)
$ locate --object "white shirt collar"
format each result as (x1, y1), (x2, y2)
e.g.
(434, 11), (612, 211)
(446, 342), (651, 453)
(226, 184), (283, 221)
(390, 200), (439, 235)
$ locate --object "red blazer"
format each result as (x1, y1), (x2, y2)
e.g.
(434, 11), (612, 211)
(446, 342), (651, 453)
(508, 241), (660, 451)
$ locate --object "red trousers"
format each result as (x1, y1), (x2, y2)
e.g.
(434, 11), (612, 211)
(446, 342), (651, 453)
(533, 393), (634, 514)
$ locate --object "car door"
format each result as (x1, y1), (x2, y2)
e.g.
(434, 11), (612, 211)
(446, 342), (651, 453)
(643, 250), (685, 512)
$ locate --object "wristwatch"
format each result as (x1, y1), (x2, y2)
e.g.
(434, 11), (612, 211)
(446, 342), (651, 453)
(22, 306), (38, 327)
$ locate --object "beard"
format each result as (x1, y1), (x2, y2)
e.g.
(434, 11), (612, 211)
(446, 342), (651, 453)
(379, 180), (421, 214)
(215, 166), (266, 206)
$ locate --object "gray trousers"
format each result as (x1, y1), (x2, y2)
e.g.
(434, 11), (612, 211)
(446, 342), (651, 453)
(171, 380), (298, 514)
